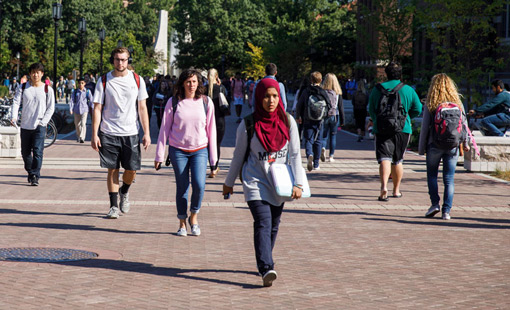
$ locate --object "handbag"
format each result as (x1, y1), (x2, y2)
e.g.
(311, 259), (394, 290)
(269, 163), (311, 198)
(219, 92), (231, 115)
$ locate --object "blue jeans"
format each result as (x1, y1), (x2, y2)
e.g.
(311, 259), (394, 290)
(20, 126), (46, 179)
(303, 121), (323, 168)
(479, 113), (510, 136)
(248, 200), (284, 274)
(168, 146), (208, 219)
(426, 144), (459, 213)
(321, 115), (338, 156)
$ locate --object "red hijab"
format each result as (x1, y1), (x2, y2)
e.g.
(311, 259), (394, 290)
(253, 78), (289, 152)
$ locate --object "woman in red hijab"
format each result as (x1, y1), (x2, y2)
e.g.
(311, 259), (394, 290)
(223, 78), (304, 287)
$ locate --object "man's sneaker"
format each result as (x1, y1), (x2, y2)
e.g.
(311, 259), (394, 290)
(442, 212), (451, 220)
(177, 227), (187, 237)
(329, 156), (335, 162)
(30, 175), (39, 186)
(320, 147), (326, 162)
(262, 270), (277, 287)
(190, 224), (201, 236)
(119, 192), (130, 213)
(425, 205), (440, 218)
(307, 155), (313, 172)
(106, 207), (120, 219)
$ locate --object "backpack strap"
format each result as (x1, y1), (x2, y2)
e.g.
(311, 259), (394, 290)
(133, 72), (140, 89)
(20, 82), (27, 107)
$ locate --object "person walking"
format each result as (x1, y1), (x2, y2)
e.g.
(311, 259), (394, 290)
(154, 68), (217, 237)
(10, 63), (55, 186)
(152, 78), (173, 129)
(368, 61), (422, 201)
(296, 71), (331, 171)
(223, 78), (303, 287)
(70, 78), (92, 143)
(353, 80), (369, 142)
(91, 47), (151, 219)
(231, 72), (245, 123)
(65, 75), (75, 104)
(320, 73), (344, 162)
(207, 68), (229, 178)
(419, 73), (470, 220)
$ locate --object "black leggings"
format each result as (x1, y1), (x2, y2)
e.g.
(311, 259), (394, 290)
(211, 116), (225, 170)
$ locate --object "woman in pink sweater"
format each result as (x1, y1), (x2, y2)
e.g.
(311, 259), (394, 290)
(154, 69), (217, 237)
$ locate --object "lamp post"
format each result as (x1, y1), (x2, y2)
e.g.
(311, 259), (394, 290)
(52, 2), (62, 99)
(78, 18), (86, 79)
(98, 28), (105, 74)
(16, 52), (20, 80)
(128, 45), (133, 64)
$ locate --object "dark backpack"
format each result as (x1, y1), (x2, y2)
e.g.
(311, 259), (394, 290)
(432, 102), (466, 149)
(164, 95), (209, 166)
(375, 82), (406, 134)
(306, 87), (329, 121)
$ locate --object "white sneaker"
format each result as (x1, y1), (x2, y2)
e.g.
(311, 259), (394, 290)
(314, 166), (320, 171)
(106, 207), (120, 219)
(320, 147), (326, 162)
(190, 224), (201, 236)
(442, 213), (451, 220)
(307, 155), (313, 172)
(329, 156), (335, 162)
(262, 270), (277, 287)
(119, 192), (130, 213)
(177, 227), (187, 236)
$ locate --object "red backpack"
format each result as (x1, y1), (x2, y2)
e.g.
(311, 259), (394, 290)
(432, 102), (466, 149)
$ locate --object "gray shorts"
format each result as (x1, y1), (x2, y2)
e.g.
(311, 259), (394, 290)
(98, 132), (141, 170)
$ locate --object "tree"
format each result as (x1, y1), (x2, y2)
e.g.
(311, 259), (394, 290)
(243, 42), (268, 78)
(416, 0), (505, 107)
(171, 0), (270, 73)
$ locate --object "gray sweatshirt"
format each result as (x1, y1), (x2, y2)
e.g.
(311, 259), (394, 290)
(11, 82), (55, 130)
(225, 116), (304, 206)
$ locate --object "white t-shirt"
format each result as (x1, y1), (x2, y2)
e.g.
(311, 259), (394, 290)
(93, 71), (148, 136)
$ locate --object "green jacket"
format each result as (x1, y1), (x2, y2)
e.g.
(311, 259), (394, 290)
(474, 91), (510, 116)
(368, 80), (422, 135)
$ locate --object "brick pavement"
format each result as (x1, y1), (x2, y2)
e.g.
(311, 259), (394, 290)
(0, 110), (509, 309)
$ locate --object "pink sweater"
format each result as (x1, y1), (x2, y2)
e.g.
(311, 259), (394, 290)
(155, 96), (217, 165)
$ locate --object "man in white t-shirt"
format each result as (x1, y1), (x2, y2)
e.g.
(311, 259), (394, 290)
(91, 47), (151, 219)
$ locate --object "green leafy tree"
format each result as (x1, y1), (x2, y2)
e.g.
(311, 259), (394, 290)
(416, 0), (504, 107)
(243, 42), (268, 78)
(172, 0), (270, 73)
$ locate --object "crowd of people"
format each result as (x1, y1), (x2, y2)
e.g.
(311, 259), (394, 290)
(4, 48), (510, 287)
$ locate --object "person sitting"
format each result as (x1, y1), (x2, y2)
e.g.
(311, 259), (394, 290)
(468, 79), (510, 136)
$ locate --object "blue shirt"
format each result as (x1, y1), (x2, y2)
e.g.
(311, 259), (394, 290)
(70, 89), (92, 115)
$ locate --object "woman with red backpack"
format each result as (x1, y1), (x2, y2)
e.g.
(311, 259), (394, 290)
(418, 73), (470, 220)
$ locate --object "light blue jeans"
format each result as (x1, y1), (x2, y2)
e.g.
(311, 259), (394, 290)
(168, 146), (208, 219)
(426, 144), (459, 214)
(479, 113), (510, 136)
(321, 115), (338, 157)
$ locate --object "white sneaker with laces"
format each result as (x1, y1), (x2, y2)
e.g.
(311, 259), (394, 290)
(177, 227), (187, 236)
(106, 207), (120, 219)
(190, 224), (201, 236)
(442, 213), (451, 220)
(119, 192), (130, 213)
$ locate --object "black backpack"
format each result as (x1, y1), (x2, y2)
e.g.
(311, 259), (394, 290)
(375, 82), (406, 134)
(432, 102), (466, 149)
(306, 87), (329, 121)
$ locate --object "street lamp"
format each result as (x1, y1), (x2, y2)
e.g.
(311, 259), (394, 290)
(128, 45), (133, 64)
(98, 28), (105, 74)
(78, 17), (87, 79)
(16, 52), (20, 80)
(52, 2), (62, 99)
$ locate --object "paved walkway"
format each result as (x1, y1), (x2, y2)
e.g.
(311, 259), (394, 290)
(0, 108), (509, 309)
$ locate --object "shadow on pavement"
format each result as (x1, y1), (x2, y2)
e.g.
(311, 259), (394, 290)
(364, 216), (510, 229)
(57, 259), (261, 289)
(0, 222), (169, 235)
(0, 208), (103, 218)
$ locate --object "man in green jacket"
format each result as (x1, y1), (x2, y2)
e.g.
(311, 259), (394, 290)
(368, 62), (422, 201)
(468, 79), (510, 136)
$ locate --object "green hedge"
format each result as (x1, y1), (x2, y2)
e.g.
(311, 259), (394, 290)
(0, 85), (8, 98)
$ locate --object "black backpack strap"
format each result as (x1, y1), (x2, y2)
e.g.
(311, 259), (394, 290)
(20, 82), (27, 107)
(243, 113), (255, 163)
